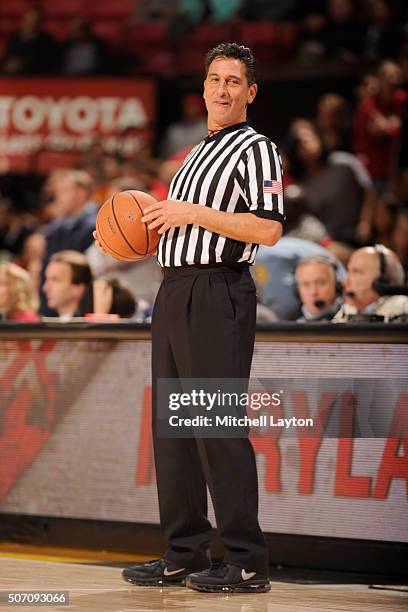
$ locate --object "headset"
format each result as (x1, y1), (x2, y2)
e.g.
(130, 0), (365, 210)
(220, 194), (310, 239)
(294, 254), (343, 308)
(372, 243), (389, 292)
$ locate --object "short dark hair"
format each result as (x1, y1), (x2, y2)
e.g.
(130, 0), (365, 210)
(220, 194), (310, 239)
(205, 43), (256, 86)
(49, 250), (93, 286)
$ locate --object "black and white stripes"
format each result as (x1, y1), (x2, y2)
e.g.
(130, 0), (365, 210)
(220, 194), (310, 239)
(158, 122), (285, 267)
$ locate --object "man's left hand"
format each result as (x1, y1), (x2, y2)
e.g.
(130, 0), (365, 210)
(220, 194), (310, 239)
(142, 200), (198, 234)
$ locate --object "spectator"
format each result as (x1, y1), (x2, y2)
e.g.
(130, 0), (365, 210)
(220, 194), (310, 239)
(92, 277), (152, 321)
(40, 169), (98, 314)
(60, 17), (110, 75)
(1, 7), (58, 75)
(391, 207), (408, 274)
(324, 0), (363, 63)
(252, 236), (343, 320)
(295, 255), (343, 321)
(43, 251), (93, 319)
(315, 93), (352, 153)
(0, 198), (35, 258)
(334, 245), (408, 322)
(0, 262), (39, 322)
(283, 183), (330, 244)
(354, 60), (407, 194)
(363, 0), (402, 63)
(18, 233), (46, 294)
(295, 5), (327, 63)
(285, 123), (375, 244)
(159, 93), (207, 159)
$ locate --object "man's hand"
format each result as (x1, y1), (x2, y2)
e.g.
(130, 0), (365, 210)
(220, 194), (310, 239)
(93, 230), (107, 254)
(142, 200), (198, 234)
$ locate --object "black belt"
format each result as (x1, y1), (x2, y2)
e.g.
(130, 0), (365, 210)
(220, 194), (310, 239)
(161, 262), (250, 279)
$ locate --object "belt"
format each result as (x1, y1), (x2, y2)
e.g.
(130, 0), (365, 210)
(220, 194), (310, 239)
(161, 262), (250, 279)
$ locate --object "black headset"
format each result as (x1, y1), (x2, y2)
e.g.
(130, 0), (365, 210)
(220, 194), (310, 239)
(294, 255), (343, 298)
(372, 244), (389, 292)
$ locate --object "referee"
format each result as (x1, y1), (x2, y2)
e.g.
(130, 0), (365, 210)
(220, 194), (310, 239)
(95, 43), (284, 593)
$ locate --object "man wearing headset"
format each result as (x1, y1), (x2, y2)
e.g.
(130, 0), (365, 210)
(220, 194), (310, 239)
(334, 245), (408, 322)
(295, 255), (343, 322)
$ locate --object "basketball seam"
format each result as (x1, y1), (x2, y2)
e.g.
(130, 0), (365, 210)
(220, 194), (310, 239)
(96, 214), (138, 261)
(126, 191), (150, 256)
(111, 192), (145, 256)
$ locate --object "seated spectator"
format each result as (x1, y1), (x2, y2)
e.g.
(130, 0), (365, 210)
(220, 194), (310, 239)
(315, 93), (352, 153)
(0, 261), (39, 322)
(363, 0), (402, 63)
(0, 197), (35, 258)
(285, 123), (375, 244)
(60, 17), (109, 75)
(43, 251), (93, 319)
(334, 245), (408, 322)
(18, 233), (46, 293)
(252, 236), (344, 321)
(93, 277), (139, 319)
(391, 207), (408, 274)
(283, 184), (330, 244)
(295, 255), (343, 321)
(354, 60), (407, 195)
(1, 7), (58, 75)
(324, 0), (363, 63)
(40, 169), (98, 315)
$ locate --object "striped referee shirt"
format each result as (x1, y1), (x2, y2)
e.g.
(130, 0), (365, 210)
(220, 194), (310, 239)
(157, 122), (285, 267)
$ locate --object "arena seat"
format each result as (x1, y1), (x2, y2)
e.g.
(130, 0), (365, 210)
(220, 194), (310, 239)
(86, 0), (133, 20)
(233, 21), (280, 62)
(92, 21), (125, 47)
(0, 0), (31, 18)
(39, 0), (86, 19)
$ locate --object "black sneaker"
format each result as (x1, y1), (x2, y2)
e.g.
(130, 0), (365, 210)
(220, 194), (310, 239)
(122, 558), (191, 587)
(186, 562), (271, 593)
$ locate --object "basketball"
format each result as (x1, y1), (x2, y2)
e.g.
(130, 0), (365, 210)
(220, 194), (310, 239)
(96, 190), (160, 261)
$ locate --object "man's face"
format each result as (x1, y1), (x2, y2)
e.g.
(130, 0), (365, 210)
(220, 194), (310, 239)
(297, 262), (337, 315)
(343, 251), (379, 310)
(203, 57), (257, 130)
(43, 261), (84, 315)
(53, 177), (87, 217)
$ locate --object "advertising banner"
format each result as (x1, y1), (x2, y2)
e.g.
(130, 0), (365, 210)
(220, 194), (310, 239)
(0, 338), (407, 543)
(0, 78), (155, 173)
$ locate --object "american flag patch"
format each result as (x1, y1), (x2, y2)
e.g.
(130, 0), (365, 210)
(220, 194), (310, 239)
(263, 180), (283, 195)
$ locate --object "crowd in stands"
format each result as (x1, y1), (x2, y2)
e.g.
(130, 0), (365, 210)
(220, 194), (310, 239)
(0, 1), (407, 76)
(0, 0), (407, 323)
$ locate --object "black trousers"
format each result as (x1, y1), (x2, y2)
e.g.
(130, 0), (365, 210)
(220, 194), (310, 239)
(151, 263), (268, 574)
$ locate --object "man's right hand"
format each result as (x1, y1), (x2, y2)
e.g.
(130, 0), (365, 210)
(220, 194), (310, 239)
(93, 230), (107, 254)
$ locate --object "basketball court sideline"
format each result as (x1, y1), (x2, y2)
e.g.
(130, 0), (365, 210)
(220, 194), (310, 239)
(0, 551), (406, 612)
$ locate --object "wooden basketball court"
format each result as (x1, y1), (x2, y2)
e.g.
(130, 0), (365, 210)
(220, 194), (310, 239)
(0, 556), (407, 611)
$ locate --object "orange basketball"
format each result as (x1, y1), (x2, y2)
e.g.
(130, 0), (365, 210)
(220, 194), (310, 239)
(96, 190), (160, 261)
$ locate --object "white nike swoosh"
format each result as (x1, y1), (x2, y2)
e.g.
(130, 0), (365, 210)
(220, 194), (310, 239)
(241, 570), (256, 581)
(163, 567), (186, 576)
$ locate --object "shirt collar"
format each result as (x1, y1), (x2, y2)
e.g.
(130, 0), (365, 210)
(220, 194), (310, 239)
(203, 122), (249, 144)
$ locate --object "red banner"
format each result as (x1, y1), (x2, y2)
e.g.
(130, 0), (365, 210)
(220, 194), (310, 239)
(0, 78), (155, 173)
